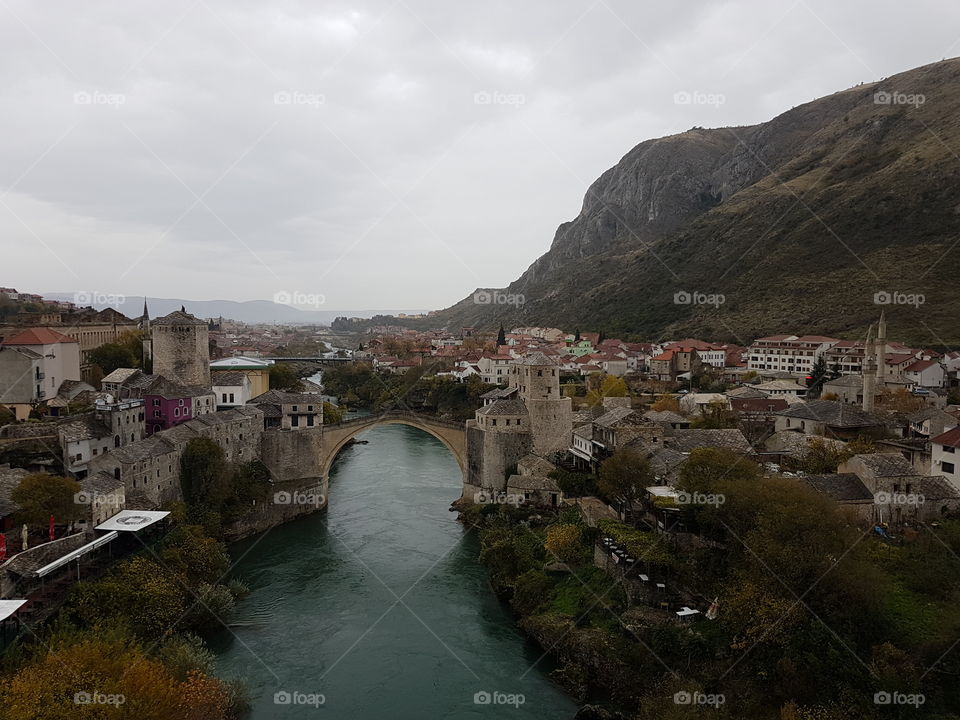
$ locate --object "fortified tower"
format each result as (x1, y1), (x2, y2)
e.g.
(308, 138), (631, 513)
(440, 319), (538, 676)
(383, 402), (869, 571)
(508, 352), (573, 455)
(150, 308), (210, 388)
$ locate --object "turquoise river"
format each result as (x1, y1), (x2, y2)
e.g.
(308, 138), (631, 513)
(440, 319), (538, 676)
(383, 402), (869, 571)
(211, 422), (577, 719)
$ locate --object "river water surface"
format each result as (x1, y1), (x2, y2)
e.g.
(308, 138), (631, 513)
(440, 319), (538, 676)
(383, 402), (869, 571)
(212, 423), (577, 719)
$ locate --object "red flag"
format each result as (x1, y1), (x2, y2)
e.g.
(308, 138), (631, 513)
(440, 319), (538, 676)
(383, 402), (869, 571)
(49, 515), (55, 541)
(0, 535), (6, 562)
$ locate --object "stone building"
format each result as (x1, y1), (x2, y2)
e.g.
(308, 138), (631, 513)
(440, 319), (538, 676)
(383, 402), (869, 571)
(58, 398), (146, 478)
(150, 309), (210, 388)
(464, 352), (573, 500)
(507, 352), (572, 455)
(88, 406), (263, 507)
(248, 390), (322, 430)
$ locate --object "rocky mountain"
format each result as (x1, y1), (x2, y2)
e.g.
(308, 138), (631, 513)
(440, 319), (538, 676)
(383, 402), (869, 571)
(432, 58), (960, 345)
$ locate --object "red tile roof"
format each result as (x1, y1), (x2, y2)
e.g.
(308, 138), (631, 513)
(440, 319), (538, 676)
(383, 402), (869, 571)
(5, 327), (78, 345)
(905, 359), (939, 373)
(932, 426), (960, 448)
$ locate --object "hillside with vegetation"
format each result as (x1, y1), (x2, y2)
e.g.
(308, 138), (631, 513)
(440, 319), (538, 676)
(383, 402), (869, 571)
(430, 58), (960, 345)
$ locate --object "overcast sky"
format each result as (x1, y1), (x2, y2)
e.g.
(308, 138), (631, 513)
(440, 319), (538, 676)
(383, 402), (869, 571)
(2, 1), (958, 312)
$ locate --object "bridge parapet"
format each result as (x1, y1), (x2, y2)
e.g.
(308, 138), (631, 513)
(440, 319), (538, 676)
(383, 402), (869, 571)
(318, 410), (467, 480)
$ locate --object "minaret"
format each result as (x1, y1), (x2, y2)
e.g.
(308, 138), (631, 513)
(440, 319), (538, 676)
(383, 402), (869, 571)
(876, 311), (887, 388)
(863, 324), (876, 412)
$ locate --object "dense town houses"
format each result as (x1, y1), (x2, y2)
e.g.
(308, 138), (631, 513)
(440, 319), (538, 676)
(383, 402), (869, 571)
(1, 289), (960, 602)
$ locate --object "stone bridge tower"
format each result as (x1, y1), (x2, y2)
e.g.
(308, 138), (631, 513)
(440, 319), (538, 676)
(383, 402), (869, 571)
(151, 308), (210, 387)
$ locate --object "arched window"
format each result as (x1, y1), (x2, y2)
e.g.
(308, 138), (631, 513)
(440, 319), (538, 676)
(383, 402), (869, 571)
(114, 435), (120, 448)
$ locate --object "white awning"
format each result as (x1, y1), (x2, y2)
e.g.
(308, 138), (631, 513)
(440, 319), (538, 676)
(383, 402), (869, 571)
(34, 531), (118, 578)
(0, 599), (27, 622)
(96, 510), (170, 533)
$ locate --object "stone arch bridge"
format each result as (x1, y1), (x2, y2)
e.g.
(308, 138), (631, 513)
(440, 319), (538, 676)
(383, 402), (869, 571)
(320, 411), (467, 479)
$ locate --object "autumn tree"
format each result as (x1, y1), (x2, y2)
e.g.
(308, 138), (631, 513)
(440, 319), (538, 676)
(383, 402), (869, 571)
(0, 628), (235, 720)
(586, 374), (629, 407)
(650, 394), (680, 412)
(544, 523), (583, 563)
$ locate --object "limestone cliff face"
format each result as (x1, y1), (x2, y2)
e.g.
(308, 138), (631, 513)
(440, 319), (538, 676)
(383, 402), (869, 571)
(432, 58), (960, 344)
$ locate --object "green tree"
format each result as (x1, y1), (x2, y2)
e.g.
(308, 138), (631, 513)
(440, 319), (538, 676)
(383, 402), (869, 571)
(179, 438), (232, 507)
(268, 363), (303, 391)
(496, 324), (506, 346)
(323, 401), (345, 424)
(11, 473), (83, 527)
(807, 355), (828, 397)
(597, 447), (653, 517)
(88, 342), (136, 376)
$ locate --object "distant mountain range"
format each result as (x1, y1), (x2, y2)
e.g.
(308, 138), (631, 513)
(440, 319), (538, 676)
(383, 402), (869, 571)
(41, 293), (428, 325)
(427, 57), (960, 346)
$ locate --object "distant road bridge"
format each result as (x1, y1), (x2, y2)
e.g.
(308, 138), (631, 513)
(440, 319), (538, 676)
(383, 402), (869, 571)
(270, 356), (357, 365)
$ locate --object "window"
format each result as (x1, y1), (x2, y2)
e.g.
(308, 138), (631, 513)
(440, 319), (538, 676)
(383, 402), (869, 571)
(179, 399), (184, 406)
(229, 393), (235, 403)
(222, 393), (228, 403)
(153, 399), (160, 407)
(153, 410), (161, 418)
(944, 461), (956, 474)
(944, 445), (956, 454)
(292, 406), (298, 411)
(291, 415), (299, 427)
(174, 408), (180, 417)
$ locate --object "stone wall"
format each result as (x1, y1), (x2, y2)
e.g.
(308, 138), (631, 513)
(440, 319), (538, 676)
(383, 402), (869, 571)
(464, 421), (532, 499)
(223, 476), (328, 542)
(261, 426), (324, 482)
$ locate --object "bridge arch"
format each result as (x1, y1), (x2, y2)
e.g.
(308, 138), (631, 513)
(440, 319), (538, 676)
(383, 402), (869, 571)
(319, 412), (467, 480)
